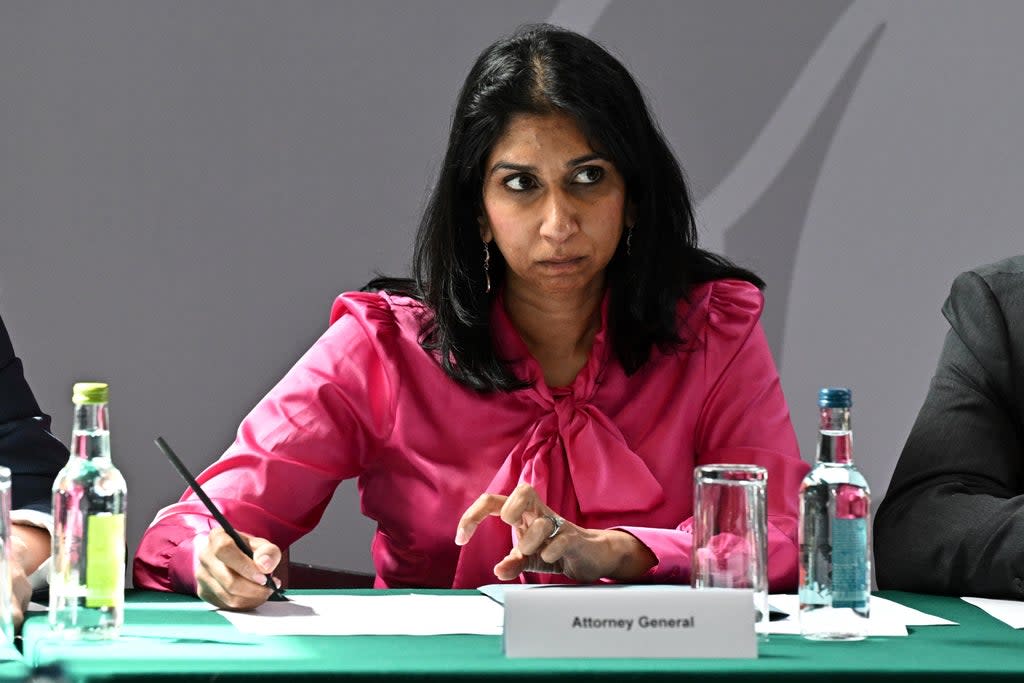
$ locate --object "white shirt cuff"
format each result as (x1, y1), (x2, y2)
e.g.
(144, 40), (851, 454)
(10, 509), (54, 535)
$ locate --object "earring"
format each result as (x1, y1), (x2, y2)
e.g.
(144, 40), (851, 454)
(626, 225), (634, 256)
(483, 241), (491, 294)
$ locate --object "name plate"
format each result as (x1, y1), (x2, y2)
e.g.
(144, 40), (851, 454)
(503, 587), (756, 659)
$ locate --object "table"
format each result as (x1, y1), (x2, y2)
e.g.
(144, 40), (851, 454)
(0, 642), (27, 683)
(17, 590), (1024, 682)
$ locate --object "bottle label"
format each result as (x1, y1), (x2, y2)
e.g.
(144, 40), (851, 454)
(85, 513), (125, 608)
(831, 516), (869, 608)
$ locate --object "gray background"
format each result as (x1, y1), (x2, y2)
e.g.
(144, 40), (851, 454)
(1, 0), (1020, 577)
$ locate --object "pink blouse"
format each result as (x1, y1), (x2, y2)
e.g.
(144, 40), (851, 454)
(133, 279), (808, 593)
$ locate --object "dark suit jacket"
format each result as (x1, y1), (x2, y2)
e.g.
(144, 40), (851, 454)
(874, 256), (1024, 597)
(0, 314), (68, 513)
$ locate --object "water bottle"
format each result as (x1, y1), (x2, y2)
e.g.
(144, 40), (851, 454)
(799, 387), (871, 640)
(50, 382), (127, 638)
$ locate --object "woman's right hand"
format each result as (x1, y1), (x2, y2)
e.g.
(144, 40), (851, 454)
(195, 527), (282, 610)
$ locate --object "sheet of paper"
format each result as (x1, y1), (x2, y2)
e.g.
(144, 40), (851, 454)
(868, 595), (958, 626)
(962, 596), (1024, 628)
(124, 601), (220, 611)
(766, 614), (906, 636)
(219, 593), (504, 636)
(478, 583), (691, 605)
(766, 594), (956, 636)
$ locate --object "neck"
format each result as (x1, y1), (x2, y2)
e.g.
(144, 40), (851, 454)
(503, 279), (605, 387)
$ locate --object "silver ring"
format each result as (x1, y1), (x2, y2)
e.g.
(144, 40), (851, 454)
(543, 513), (564, 540)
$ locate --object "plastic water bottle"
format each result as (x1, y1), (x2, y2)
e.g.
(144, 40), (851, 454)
(799, 387), (871, 640)
(50, 382), (127, 638)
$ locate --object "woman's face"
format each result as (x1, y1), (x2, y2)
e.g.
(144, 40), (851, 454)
(480, 111), (630, 301)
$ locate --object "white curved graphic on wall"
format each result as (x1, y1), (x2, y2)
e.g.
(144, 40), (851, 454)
(548, 0), (886, 254)
(696, 0), (888, 253)
(547, 0), (885, 364)
(547, 0), (612, 34)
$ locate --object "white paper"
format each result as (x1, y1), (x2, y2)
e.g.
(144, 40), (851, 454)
(867, 595), (958, 626)
(478, 583), (691, 605)
(962, 596), (1024, 628)
(765, 594), (956, 636)
(125, 601), (220, 611)
(219, 593), (504, 636)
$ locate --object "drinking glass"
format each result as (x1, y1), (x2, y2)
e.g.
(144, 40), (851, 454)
(0, 466), (14, 644)
(692, 464), (768, 634)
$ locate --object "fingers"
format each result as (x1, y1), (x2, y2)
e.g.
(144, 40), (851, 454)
(518, 519), (572, 572)
(209, 528), (279, 582)
(538, 528), (571, 565)
(494, 547), (527, 581)
(460, 485), (580, 582)
(494, 546), (564, 581)
(455, 493), (507, 546)
(196, 528), (281, 611)
(514, 512), (562, 556)
(248, 536), (282, 575)
(10, 564), (30, 631)
(501, 484), (561, 556)
(497, 483), (544, 527)
(456, 484), (551, 546)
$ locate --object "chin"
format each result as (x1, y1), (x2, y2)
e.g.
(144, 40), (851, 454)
(538, 275), (603, 297)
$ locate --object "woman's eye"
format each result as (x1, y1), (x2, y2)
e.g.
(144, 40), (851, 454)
(573, 166), (604, 185)
(504, 174), (537, 191)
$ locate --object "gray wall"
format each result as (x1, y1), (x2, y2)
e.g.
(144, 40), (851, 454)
(1, 0), (1020, 576)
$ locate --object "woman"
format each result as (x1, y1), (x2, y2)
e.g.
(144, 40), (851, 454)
(134, 24), (808, 610)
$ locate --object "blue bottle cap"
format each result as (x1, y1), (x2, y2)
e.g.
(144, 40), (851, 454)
(818, 387), (852, 408)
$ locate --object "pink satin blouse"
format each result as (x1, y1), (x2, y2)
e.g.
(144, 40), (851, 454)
(133, 279), (808, 593)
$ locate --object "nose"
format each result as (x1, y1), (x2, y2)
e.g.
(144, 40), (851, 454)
(538, 189), (580, 243)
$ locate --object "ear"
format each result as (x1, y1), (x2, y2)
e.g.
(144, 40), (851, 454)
(478, 215), (493, 243)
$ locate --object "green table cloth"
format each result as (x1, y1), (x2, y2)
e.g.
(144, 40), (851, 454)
(0, 641), (27, 683)
(17, 590), (1024, 682)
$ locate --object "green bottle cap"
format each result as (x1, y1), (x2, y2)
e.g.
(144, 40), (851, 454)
(72, 382), (109, 404)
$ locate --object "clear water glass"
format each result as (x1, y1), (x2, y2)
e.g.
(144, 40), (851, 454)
(692, 464), (768, 635)
(0, 466), (14, 644)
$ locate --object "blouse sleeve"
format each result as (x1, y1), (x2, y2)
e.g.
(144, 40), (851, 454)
(132, 293), (399, 594)
(617, 280), (808, 590)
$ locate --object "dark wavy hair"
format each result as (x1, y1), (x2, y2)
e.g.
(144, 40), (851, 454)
(365, 23), (762, 392)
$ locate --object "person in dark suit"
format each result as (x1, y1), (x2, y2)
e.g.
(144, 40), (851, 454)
(875, 255), (1024, 597)
(0, 313), (68, 627)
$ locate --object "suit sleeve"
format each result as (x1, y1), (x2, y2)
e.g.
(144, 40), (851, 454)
(0, 315), (68, 514)
(874, 271), (1024, 597)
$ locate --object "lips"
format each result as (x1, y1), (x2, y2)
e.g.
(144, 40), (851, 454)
(539, 256), (585, 266)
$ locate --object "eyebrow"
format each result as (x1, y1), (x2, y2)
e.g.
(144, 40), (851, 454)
(488, 153), (608, 176)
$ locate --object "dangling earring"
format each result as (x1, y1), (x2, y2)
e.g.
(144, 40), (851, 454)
(483, 241), (492, 294)
(626, 225), (634, 256)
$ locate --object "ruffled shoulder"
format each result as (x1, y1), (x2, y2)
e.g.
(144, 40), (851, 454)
(330, 290), (394, 324)
(679, 279), (765, 349)
(329, 290), (429, 340)
(318, 291), (430, 442)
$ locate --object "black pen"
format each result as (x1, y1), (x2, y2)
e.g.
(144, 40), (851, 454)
(154, 436), (288, 601)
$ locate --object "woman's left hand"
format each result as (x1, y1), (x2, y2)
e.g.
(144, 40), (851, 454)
(455, 483), (656, 582)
